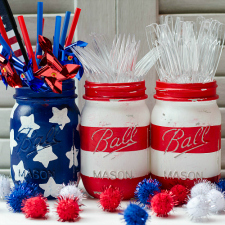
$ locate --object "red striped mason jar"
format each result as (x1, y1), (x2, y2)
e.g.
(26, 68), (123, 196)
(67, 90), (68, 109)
(80, 81), (150, 199)
(151, 80), (221, 189)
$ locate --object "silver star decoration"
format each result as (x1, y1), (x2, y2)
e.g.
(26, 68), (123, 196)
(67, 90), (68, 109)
(66, 146), (79, 168)
(13, 160), (28, 182)
(10, 102), (19, 119)
(49, 107), (70, 130)
(39, 177), (62, 198)
(18, 114), (40, 137)
(33, 145), (58, 168)
(10, 129), (17, 154)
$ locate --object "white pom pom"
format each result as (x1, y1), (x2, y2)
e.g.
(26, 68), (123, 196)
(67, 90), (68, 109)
(191, 181), (214, 198)
(0, 175), (10, 200)
(207, 189), (225, 213)
(59, 183), (84, 205)
(186, 195), (209, 221)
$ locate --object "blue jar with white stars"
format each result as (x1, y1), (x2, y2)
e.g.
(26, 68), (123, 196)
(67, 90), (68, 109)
(10, 79), (80, 199)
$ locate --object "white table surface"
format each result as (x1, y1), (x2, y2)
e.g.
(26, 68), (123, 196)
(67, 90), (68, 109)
(1, 181), (225, 225)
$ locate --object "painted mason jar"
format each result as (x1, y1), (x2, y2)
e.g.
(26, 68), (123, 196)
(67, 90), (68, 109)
(10, 79), (80, 199)
(80, 80), (150, 199)
(151, 80), (221, 189)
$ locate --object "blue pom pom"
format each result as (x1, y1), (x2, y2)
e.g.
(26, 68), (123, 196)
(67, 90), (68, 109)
(217, 179), (225, 192)
(135, 178), (161, 206)
(6, 181), (40, 212)
(123, 203), (149, 225)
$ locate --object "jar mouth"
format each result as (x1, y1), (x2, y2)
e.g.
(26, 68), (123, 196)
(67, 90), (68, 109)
(14, 79), (77, 100)
(154, 80), (219, 102)
(83, 80), (148, 101)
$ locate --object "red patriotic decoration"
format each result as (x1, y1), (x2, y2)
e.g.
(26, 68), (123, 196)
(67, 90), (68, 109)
(0, 54), (22, 88)
(35, 35), (80, 93)
(22, 196), (49, 218)
(56, 196), (81, 222)
(99, 186), (123, 212)
(151, 192), (174, 217)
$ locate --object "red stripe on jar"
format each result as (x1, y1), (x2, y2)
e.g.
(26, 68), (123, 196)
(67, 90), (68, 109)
(151, 173), (220, 190)
(151, 124), (221, 154)
(81, 125), (150, 152)
(81, 173), (150, 199)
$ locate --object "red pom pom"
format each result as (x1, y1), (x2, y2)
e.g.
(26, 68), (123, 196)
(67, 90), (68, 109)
(99, 186), (123, 212)
(170, 184), (189, 206)
(56, 196), (80, 222)
(151, 192), (174, 217)
(22, 196), (48, 218)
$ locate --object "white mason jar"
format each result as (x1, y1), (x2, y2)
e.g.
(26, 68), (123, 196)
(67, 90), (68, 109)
(151, 80), (221, 189)
(80, 81), (150, 199)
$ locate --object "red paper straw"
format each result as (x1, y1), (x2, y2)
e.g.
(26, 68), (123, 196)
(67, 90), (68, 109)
(0, 16), (11, 47)
(42, 18), (45, 33)
(65, 8), (81, 47)
(18, 16), (38, 71)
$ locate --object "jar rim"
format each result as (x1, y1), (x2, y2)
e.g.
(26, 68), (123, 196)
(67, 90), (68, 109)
(83, 80), (148, 101)
(14, 79), (77, 100)
(154, 80), (219, 102)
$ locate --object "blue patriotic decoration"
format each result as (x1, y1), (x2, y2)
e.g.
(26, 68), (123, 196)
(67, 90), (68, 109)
(10, 79), (80, 199)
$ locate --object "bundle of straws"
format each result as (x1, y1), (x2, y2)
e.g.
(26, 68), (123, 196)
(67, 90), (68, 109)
(0, 1), (86, 93)
(146, 15), (225, 83)
(71, 33), (160, 83)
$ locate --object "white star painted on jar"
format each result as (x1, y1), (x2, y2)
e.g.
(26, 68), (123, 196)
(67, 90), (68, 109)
(49, 107), (70, 130)
(10, 129), (17, 154)
(39, 177), (62, 198)
(10, 102), (19, 119)
(18, 114), (40, 138)
(66, 147), (79, 168)
(13, 160), (28, 182)
(33, 145), (58, 168)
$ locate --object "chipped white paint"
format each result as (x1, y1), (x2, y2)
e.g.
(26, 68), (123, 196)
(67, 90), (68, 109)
(10, 129), (17, 154)
(49, 107), (70, 130)
(12, 160), (28, 182)
(33, 145), (58, 168)
(39, 177), (62, 198)
(18, 114), (40, 138)
(10, 102), (18, 119)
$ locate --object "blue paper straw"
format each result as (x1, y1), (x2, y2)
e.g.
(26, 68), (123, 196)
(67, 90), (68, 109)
(36, 2), (43, 67)
(0, 33), (12, 55)
(53, 16), (61, 59)
(60, 11), (71, 47)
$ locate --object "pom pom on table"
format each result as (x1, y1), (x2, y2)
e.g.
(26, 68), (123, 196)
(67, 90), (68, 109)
(59, 183), (84, 205)
(22, 196), (49, 218)
(169, 184), (189, 206)
(6, 181), (40, 212)
(217, 179), (225, 192)
(186, 195), (209, 221)
(0, 174), (10, 200)
(56, 196), (81, 222)
(151, 192), (174, 217)
(135, 178), (161, 206)
(99, 186), (123, 212)
(207, 189), (225, 213)
(123, 203), (149, 225)
(191, 180), (214, 198)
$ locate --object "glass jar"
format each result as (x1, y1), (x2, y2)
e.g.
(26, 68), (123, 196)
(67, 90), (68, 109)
(10, 79), (80, 199)
(151, 80), (221, 189)
(80, 81), (150, 199)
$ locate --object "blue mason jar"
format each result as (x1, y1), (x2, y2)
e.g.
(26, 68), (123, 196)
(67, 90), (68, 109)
(10, 79), (80, 199)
